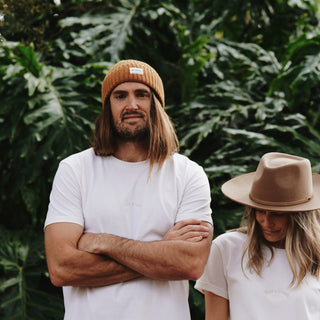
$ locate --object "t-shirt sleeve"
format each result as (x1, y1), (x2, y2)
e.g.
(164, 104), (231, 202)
(44, 160), (84, 228)
(175, 161), (212, 224)
(194, 239), (229, 299)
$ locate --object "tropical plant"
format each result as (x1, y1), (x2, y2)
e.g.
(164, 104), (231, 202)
(0, 226), (64, 319)
(1, 0), (320, 318)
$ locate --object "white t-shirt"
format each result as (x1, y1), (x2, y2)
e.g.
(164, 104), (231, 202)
(45, 148), (212, 320)
(195, 231), (320, 320)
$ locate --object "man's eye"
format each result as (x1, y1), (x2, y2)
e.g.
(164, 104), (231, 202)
(136, 91), (150, 98)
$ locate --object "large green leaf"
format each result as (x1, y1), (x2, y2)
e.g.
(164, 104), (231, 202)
(0, 227), (64, 319)
(1, 1), (320, 319)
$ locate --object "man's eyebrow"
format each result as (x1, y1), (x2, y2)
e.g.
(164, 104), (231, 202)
(135, 89), (151, 94)
(112, 90), (127, 95)
(111, 88), (150, 95)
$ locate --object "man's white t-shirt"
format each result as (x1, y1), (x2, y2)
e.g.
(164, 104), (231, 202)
(195, 231), (320, 320)
(45, 148), (212, 320)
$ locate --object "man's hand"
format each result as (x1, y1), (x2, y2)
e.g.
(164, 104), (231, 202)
(76, 219), (213, 281)
(45, 223), (141, 287)
(162, 219), (210, 242)
(78, 219), (210, 253)
(78, 233), (104, 254)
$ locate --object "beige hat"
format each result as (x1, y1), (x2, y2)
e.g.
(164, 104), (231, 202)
(101, 59), (165, 109)
(221, 152), (320, 212)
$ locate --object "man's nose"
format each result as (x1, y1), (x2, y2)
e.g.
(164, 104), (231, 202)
(126, 95), (138, 110)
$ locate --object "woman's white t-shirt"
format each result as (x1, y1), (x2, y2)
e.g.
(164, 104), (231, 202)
(195, 231), (320, 320)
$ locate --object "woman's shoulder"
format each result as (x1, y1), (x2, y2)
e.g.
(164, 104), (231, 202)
(213, 230), (247, 250)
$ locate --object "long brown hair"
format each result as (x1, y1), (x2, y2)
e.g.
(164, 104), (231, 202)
(235, 207), (320, 287)
(92, 91), (179, 171)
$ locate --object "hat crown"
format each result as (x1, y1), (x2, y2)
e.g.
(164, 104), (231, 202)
(101, 59), (165, 109)
(249, 153), (313, 206)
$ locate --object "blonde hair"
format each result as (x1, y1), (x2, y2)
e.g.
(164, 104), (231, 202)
(92, 92), (179, 172)
(235, 207), (320, 287)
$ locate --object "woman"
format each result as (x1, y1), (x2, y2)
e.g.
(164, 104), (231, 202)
(195, 152), (320, 319)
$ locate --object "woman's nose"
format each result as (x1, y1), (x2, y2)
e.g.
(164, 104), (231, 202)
(264, 213), (274, 226)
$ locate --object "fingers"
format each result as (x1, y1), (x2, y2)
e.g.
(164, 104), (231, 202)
(176, 222), (209, 236)
(78, 233), (97, 253)
(173, 219), (203, 229)
(162, 220), (210, 241)
(185, 236), (203, 242)
(77, 233), (89, 251)
(179, 231), (209, 241)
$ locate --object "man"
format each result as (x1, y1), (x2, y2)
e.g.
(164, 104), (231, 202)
(44, 59), (213, 319)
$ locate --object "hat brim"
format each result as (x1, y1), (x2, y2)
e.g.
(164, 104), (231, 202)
(221, 172), (320, 212)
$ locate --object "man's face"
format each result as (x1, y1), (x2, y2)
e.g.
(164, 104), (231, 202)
(109, 82), (152, 140)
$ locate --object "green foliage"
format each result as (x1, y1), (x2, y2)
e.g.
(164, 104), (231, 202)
(1, 0), (320, 318)
(0, 227), (63, 319)
(269, 33), (320, 126)
(0, 42), (101, 229)
(0, 0), (56, 50)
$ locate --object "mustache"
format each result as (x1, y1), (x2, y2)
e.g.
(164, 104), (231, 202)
(121, 111), (145, 119)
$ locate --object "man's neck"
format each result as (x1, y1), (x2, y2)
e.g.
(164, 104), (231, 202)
(113, 141), (148, 162)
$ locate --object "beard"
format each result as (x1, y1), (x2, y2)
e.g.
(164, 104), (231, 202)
(112, 112), (150, 142)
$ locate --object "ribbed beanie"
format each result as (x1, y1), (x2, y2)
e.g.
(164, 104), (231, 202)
(101, 60), (165, 108)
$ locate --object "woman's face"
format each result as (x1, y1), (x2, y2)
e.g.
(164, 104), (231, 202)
(255, 210), (290, 248)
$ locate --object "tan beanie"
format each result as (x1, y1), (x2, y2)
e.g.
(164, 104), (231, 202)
(101, 59), (165, 109)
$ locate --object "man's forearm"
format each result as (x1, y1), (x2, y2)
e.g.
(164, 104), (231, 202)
(51, 251), (142, 287)
(78, 221), (213, 281)
(45, 223), (142, 288)
(91, 235), (206, 280)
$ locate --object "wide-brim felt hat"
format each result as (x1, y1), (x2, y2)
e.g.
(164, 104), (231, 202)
(221, 152), (320, 212)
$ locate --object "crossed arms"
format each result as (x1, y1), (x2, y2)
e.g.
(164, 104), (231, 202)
(45, 219), (213, 287)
